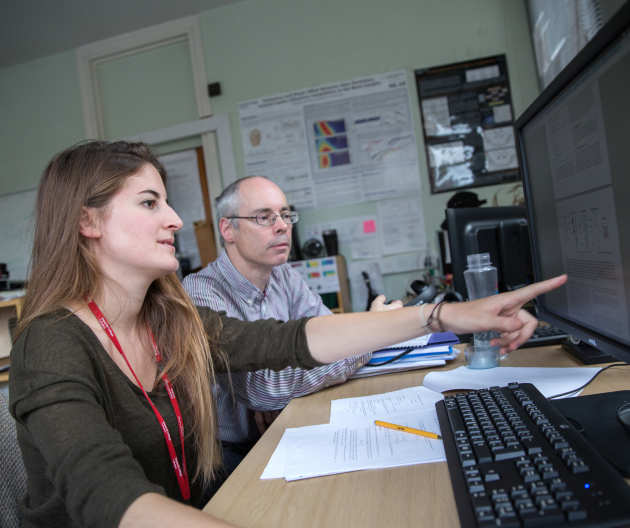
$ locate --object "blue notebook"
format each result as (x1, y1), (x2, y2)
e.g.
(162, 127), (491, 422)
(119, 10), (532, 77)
(367, 345), (455, 365)
(375, 331), (459, 351)
(366, 332), (460, 367)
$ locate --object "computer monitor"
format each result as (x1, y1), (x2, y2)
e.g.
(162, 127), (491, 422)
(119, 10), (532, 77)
(516, 2), (630, 364)
(516, 2), (630, 476)
(445, 207), (533, 300)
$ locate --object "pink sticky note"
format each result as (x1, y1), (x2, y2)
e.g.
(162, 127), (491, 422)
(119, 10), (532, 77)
(363, 220), (376, 233)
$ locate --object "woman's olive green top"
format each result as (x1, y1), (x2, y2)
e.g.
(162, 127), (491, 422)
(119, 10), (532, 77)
(9, 308), (322, 528)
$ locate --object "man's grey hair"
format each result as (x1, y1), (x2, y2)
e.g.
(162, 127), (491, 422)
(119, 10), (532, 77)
(215, 175), (269, 247)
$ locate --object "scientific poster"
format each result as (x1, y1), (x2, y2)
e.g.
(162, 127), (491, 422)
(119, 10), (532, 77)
(415, 55), (520, 193)
(239, 70), (422, 209)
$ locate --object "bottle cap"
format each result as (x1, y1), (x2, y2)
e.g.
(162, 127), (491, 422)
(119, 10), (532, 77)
(466, 252), (491, 269)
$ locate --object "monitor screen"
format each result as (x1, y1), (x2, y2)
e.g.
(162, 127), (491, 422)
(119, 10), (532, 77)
(445, 207), (533, 299)
(516, 3), (630, 362)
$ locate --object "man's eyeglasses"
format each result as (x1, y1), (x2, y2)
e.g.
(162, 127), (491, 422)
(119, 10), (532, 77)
(226, 211), (299, 227)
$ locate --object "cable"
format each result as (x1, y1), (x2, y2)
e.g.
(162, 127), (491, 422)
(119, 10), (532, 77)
(547, 362), (629, 399)
(365, 347), (415, 367)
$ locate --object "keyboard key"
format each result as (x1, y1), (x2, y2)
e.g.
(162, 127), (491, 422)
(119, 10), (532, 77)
(520, 512), (553, 527)
(521, 469), (541, 483)
(548, 478), (567, 492)
(459, 452), (476, 467)
(495, 448), (526, 461)
(483, 469), (500, 482)
(566, 506), (588, 521)
(473, 444), (493, 464)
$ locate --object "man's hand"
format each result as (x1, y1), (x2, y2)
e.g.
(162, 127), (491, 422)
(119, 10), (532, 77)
(369, 294), (403, 312)
(254, 410), (281, 435)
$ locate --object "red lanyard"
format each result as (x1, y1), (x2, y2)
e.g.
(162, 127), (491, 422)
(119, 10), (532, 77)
(87, 301), (191, 501)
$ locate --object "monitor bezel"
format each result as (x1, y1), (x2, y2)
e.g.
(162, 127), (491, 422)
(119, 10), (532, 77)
(445, 206), (528, 299)
(516, 2), (630, 361)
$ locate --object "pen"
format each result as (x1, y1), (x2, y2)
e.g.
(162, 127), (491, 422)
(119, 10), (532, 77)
(374, 420), (442, 440)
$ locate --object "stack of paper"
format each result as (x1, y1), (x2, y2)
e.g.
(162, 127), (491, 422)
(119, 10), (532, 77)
(261, 386), (446, 481)
(0, 289), (25, 301)
(351, 332), (460, 379)
(423, 366), (602, 398)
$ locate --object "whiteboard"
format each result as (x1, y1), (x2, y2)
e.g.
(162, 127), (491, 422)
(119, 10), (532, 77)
(0, 188), (36, 282)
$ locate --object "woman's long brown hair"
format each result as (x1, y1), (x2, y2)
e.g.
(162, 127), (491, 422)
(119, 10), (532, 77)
(17, 140), (223, 484)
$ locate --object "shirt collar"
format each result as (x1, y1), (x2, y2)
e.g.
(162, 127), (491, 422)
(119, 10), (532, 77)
(217, 251), (272, 305)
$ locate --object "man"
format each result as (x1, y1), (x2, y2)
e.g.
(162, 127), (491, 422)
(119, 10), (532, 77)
(183, 176), (400, 474)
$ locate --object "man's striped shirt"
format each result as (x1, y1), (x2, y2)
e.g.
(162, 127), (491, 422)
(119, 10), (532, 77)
(183, 251), (370, 443)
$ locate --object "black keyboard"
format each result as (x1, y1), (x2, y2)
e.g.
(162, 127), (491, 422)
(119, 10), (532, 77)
(519, 325), (568, 349)
(436, 383), (630, 527)
(458, 325), (567, 349)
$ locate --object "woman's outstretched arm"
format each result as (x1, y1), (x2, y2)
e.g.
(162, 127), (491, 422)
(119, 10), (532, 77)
(305, 275), (567, 363)
(120, 494), (236, 528)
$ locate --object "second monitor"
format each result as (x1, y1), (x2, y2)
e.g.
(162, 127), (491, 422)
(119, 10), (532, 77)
(445, 206), (533, 300)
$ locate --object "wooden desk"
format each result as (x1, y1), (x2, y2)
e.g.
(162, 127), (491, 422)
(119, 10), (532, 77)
(204, 346), (630, 527)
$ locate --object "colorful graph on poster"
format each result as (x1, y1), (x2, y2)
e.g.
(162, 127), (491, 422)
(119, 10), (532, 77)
(316, 136), (348, 152)
(313, 119), (350, 168)
(319, 151), (351, 169)
(313, 119), (347, 136)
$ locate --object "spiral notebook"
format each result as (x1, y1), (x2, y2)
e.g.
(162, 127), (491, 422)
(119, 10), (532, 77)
(374, 332), (459, 352)
(351, 332), (460, 378)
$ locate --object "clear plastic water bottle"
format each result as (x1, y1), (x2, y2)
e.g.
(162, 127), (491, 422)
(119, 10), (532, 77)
(464, 253), (500, 369)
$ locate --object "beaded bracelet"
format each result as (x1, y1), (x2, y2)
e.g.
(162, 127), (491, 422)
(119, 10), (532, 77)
(423, 300), (447, 333)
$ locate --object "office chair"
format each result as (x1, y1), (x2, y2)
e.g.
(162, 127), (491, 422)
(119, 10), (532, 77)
(0, 392), (26, 528)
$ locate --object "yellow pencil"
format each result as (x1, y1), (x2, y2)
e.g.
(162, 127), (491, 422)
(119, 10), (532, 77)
(374, 420), (442, 440)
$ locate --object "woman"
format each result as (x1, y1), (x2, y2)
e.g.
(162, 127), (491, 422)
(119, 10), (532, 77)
(9, 141), (566, 528)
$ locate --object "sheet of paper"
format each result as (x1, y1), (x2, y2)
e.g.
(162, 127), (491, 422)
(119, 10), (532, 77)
(304, 216), (381, 260)
(0, 289), (25, 301)
(427, 141), (466, 168)
(466, 64), (500, 83)
(262, 388), (445, 480)
(377, 197), (427, 255)
(377, 252), (426, 274)
(348, 260), (386, 313)
(493, 104), (512, 123)
(282, 410), (445, 480)
(329, 386), (443, 424)
(380, 334), (431, 350)
(350, 359), (447, 379)
(423, 366), (602, 398)
(421, 96), (450, 136)
(261, 429), (293, 479)
(485, 147), (518, 171)
(482, 125), (515, 151)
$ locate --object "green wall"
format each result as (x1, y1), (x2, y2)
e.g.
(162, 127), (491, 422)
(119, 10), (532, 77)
(198, 0), (539, 298)
(96, 39), (199, 139)
(0, 0), (540, 296)
(0, 50), (85, 194)
(0, 0), (538, 194)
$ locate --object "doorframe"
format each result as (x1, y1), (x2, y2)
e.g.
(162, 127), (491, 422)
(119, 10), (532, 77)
(76, 15), (236, 255)
(124, 114), (238, 255)
(76, 14), (211, 138)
